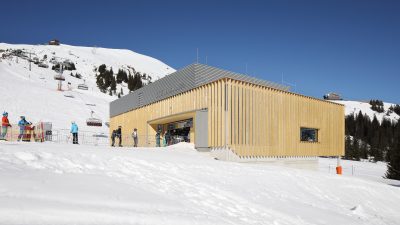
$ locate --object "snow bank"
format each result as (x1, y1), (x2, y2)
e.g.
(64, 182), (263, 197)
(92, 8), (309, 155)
(0, 142), (399, 225)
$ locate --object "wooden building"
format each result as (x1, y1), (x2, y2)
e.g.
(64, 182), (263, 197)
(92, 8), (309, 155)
(110, 63), (344, 159)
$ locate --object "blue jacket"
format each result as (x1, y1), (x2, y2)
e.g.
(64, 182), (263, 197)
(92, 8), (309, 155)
(18, 119), (28, 130)
(70, 123), (78, 133)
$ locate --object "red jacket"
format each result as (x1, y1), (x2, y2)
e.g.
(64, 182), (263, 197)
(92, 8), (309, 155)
(2, 116), (10, 127)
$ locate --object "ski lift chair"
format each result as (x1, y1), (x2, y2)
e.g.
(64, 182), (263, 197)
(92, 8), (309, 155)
(86, 111), (102, 127)
(54, 74), (65, 81)
(78, 83), (88, 90)
(78, 79), (89, 90)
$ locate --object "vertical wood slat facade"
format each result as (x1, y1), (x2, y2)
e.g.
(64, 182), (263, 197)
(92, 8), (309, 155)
(110, 78), (344, 157)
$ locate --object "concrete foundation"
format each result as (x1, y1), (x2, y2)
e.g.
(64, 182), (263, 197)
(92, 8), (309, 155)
(210, 147), (319, 170)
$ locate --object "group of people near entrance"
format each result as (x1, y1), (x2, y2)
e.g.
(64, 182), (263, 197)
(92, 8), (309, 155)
(1, 112), (34, 141)
(110, 126), (138, 147)
(155, 130), (175, 147)
(110, 126), (174, 148)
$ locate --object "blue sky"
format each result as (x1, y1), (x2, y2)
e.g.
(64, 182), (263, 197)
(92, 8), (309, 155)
(1, 0), (399, 103)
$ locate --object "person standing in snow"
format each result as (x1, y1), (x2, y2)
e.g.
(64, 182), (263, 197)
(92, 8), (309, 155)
(1, 112), (12, 140)
(17, 116), (30, 141)
(116, 126), (122, 147)
(164, 130), (170, 147)
(155, 131), (161, 147)
(132, 128), (138, 147)
(70, 121), (79, 144)
(111, 129), (117, 147)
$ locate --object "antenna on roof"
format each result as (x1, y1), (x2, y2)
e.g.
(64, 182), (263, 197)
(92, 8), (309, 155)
(245, 63), (248, 75)
(196, 48), (199, 63)
(281, 72), (297, 92)
(205, 56), (208, 65)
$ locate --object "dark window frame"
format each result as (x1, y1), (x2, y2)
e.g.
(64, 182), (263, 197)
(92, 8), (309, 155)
(300, 127), (319, 142)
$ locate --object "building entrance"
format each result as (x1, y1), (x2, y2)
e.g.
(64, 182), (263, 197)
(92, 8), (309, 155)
(163, 118), (193, 145)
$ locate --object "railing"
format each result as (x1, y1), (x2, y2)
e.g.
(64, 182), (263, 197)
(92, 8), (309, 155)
(110, 134), (187, 148)
(0, 126), (108, 146)
(49, 129), (110, 146)
(1, 124), (189, 147)
(1, 127), (183, 148)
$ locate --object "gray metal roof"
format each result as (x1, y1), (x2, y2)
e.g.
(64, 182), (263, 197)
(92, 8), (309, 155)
(110, 63), (289, 117)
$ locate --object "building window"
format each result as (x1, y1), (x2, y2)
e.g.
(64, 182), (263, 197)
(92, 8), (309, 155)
(300, 127), (318, 142)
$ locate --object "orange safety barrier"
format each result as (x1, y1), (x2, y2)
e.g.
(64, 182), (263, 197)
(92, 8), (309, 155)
(336, 166), (342, 175)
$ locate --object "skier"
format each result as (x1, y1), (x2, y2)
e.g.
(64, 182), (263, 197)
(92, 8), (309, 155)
(132, 128), (138, 147)
(116, 126), (122, 147)
(111, 129), (117, 147)
(17, 116), (30, 141)
(155, 131), (161, 147)
(1, 112), (12, 140)
(70, 121), (79, 144)
(164, 130), (170, 147)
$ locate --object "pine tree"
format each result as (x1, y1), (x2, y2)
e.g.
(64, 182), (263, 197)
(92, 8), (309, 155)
(104, 70), (112, 88)
(96, 75), (106, 93)
(353, 138), (360, 161)
(123, 71), (128, 83)
(393, 105), (400, 116)
(128, 74), (134, 92)
(110, 68), (114, 76)
(369, 115), (380, 161)
(344, 136), (353, 160)
(110, 75), (117, 94)
(386, 124), (400, 180)
(355, 111), (365, 140)
(116, 69), (123, 84)
(345, 114), (356, 136)
(132, 72), (143, 91)
(98, 64), (106, 74)
(360, 141), (369, 160)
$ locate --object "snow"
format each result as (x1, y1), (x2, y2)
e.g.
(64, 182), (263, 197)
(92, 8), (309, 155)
(1, 42), (400, 224)
(318, 157), (397, 185)
(0, 43), (175, 133)
(332, 100), (399, 123)
(1, 142), (399, 225)
(0, 43), (174, 81)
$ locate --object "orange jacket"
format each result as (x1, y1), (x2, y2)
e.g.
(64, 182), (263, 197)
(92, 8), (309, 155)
(2, 116), (10, 127)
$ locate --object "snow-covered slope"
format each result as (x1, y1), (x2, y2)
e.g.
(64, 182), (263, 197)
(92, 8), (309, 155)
(0, 43), (175, 133)
(332, 100), (399, 123)
(0, 142), (399, 225)
(0, 43), (174, 81)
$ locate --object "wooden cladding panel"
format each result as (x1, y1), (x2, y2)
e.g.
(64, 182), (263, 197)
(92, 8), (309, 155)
(225, 79), (343, 157)
(111, 78), (344, 157)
